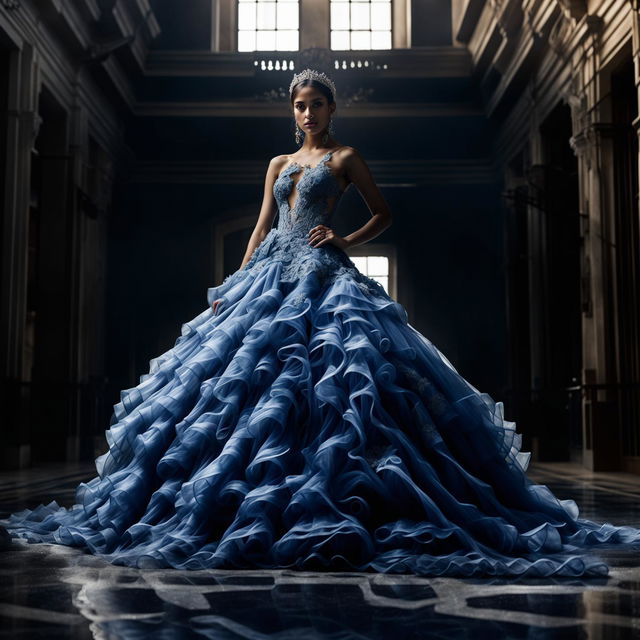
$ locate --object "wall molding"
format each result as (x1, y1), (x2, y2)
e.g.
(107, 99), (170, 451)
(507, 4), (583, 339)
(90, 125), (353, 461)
(129, 157), (499, 185)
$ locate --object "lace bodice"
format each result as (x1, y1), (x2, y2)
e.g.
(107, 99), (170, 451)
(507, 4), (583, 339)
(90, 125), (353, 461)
(210, 148), (390, 307)
(273, 150), (343, 235)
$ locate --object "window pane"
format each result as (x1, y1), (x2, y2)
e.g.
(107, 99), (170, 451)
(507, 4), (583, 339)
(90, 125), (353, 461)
(238, 30), (256, 51)
(371, 30), (391, 49)
(350, 254), (391, 293)
(371, 275), (388, 292)
(256, 30), (277, 49)
(238, 1), (299, 52)
(331, 30), (350, 50)
(350, 30), (370, 49)
(329, 0), (393, 51)
(238, 2), (256, 30)
(257, 1), (276, 29)
(367, 256), (388, 275)
(371, 1), (390, 30)
(350, 3), (370, 29)
(276, 29), (298, 50)
(352, 257), (367, 272)
(277, 1), (298, 29)
(331, 2), (350, 29)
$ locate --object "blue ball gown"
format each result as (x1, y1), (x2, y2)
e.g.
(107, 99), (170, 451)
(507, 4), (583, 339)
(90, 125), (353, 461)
(3, 148), (640, 577)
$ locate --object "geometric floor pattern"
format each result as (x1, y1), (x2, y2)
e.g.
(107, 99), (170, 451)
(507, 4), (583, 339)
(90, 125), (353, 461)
(1, 461), (639, 639)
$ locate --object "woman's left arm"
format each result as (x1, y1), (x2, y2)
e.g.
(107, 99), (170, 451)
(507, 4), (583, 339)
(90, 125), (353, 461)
(308, 147), (393, 250)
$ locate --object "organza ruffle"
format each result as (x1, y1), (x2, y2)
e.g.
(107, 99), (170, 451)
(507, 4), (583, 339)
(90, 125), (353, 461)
(3, 252), (640, 577)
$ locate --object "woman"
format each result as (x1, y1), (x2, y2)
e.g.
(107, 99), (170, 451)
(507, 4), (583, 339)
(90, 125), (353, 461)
(3, 69), (639, 576)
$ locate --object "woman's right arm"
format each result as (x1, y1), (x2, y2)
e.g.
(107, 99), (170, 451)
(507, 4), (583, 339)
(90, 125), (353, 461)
(212, 156), (283, 314)
(239, 155), (284, 269)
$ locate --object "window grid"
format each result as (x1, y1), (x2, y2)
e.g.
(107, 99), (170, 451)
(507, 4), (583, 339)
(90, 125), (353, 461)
(330, 0), (392, 51)
(237, 0), (300, 52)
(351, 255), (390, 293)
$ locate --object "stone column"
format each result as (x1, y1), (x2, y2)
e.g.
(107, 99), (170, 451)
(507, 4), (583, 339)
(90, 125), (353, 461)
(0, 43), (40, 469)
(568, 16), (622, 471)
(68, 101), (113, 462)
(300, 0), (330, 49)
(30, 101), (72, 465)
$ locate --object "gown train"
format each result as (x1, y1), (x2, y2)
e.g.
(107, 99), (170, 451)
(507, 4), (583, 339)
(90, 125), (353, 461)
(3, 149), (640, 577)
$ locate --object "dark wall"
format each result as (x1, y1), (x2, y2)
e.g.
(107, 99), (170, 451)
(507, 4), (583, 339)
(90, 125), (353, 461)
(149, 0), (212, 50)
(412, 0), (452, 46)
(106, 175), (507, 416)
(106, 181), (238, 400)
(336, 180), (507, 396)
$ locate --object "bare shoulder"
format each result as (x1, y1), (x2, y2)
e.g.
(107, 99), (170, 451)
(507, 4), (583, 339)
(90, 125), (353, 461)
(265, 154), (290, 178)
(334, 145), (371, 180)
(336, 145), (358, 155)
(334, 145), (366, 168)
(269, 154), (291, 168)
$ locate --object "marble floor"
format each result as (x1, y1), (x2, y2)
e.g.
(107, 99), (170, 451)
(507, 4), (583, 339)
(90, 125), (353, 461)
(0, 461), (639, 639)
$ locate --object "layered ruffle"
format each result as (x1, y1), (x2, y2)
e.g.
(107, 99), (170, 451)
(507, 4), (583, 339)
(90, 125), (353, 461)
(3, 241), (640, 577)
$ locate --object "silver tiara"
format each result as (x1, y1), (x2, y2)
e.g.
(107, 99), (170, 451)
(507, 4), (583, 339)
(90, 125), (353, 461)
(289, 68), (336, 98)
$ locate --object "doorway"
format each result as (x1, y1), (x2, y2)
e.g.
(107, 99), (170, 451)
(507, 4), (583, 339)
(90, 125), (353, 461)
(611, 56), (640, 472)
(536, 102), (582, 461)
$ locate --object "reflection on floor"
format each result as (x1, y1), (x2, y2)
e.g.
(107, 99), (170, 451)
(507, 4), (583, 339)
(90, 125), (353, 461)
(0, 461), (639, 639)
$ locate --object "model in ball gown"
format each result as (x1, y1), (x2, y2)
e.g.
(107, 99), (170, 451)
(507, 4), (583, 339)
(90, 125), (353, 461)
(3, 148), (640, 577)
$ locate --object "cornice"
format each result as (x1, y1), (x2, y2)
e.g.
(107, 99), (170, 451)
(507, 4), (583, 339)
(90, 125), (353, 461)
(82, 0), (101, 22)
(38, 0), (93, 52)
(0, 7), (24, 47)
(468, 0), (628, 129)
(1, 0), (158, 109)
(110, 0), (161, 72)
(100, 54), (138, 111)
(0, 0), (135, 158)
(481, 2), (561, 119)
(133, 0), (161, 38)
(143, 48), (473, 79)
(454, 0), (488, 44)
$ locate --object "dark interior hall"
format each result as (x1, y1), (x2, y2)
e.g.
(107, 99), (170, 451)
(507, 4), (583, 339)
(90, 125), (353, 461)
(1, 1), (639, 637)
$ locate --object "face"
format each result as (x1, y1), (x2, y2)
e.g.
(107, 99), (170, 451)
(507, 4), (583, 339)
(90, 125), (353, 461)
(292, 85), (335, 137)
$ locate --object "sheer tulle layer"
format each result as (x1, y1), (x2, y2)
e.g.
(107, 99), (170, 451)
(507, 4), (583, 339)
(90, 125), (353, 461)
(3, 257), (640, 577)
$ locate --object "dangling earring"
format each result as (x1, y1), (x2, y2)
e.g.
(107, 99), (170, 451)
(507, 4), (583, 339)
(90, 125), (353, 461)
(295, 124), (303, 146)
(322, 117), (335, 145)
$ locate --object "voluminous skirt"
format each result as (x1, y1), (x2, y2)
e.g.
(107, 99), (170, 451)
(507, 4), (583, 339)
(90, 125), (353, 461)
(3, 238), (640, 576)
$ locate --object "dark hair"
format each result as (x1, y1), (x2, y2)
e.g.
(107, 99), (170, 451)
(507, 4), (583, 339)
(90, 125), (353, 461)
(290, 78), (335, 105)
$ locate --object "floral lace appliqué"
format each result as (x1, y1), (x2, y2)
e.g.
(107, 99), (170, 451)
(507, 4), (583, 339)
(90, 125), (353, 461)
(213, 149), (390, 306)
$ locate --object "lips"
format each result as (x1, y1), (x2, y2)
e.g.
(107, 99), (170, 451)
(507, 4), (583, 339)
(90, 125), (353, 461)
(304, 122), (317, 127)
